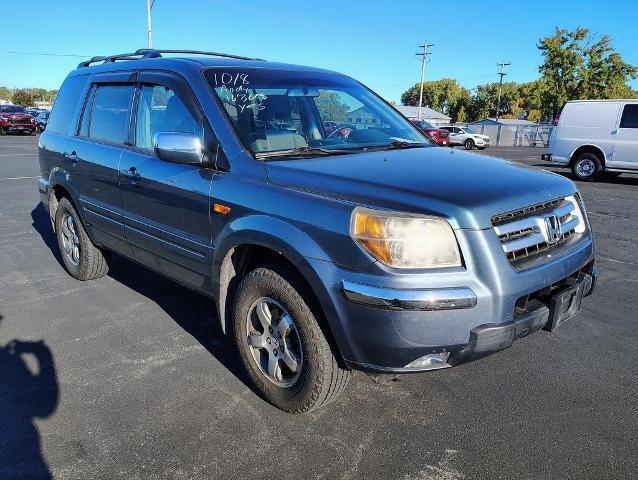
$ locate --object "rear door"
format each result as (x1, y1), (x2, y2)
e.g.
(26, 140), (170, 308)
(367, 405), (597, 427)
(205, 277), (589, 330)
(612, 103), (638, 169)
(67, 73), (135, 253)
(119, 71), (214, 290)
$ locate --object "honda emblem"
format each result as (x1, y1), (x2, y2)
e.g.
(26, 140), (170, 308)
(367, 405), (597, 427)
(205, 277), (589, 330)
(544, 214), (562, 244)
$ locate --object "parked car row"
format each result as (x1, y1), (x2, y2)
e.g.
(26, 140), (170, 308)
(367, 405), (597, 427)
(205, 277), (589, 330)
(0, 104), (37, 135)
(0, 105), (50, 135)
(410, 120), (491, 150)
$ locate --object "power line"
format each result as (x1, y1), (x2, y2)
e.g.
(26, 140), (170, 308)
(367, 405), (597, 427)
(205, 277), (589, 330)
(0, 50), (89, 58)
(495, 61), (510, 121)
(415, 41), (434, 120)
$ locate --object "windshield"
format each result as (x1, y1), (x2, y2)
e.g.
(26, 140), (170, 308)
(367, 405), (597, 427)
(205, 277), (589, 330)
(462, 127), (476, 134)
(413, 120), (435, 129)
(0, 105), (27, 113)
(206, 68), (428, 157)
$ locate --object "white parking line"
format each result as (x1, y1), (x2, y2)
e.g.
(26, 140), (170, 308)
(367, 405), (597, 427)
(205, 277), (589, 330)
(0, 175), (40, 180)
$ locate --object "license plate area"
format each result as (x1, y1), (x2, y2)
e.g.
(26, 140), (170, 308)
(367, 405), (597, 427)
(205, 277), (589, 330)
(546, 279), (587, 331)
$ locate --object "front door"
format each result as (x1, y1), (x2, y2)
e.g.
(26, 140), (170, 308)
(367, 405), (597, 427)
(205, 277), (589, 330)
(612, 104), (638, 169)
(119, 76), (214, 291)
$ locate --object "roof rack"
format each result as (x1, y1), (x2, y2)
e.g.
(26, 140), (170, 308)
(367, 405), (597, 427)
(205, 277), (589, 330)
(77, 49), (265, 68)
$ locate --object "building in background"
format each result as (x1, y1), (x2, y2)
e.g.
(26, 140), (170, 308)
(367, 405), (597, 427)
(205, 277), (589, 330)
(393, 105), (451, 127)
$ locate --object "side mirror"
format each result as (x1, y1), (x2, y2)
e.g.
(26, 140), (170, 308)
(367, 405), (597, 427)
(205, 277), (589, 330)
(153, 132), (203, 165)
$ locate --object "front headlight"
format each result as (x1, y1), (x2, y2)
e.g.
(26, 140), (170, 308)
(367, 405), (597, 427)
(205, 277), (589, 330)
(350, 207), (462, 269)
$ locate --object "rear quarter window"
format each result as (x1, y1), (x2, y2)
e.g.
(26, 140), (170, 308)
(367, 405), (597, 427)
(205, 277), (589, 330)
(46, 74), (89, 135)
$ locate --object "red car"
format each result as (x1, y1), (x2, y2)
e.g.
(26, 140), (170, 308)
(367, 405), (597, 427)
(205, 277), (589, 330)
(411, 119), (450, 146)
(0, 105), (37, 135)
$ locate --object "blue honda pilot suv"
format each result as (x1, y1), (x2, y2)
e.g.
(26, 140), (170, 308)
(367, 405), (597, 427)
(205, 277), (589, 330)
(38, 49), (597, 413)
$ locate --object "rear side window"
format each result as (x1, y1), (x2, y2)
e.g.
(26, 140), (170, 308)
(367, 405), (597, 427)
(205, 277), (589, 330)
(619, 104), (638, 129)
(47, 75), (88, 135)
(88, 85), (134, 144)
(135, 84), (202, 150)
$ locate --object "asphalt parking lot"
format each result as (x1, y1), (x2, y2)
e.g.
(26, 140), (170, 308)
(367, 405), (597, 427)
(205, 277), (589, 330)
(1, 136), (637, 479)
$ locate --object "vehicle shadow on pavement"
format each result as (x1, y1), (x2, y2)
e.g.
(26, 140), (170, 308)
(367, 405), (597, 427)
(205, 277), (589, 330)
(531, 166), (638, 186)
(31, 202), (63, 266)
(104, 257), (260, 394)
(31, 201), (266, 401)
(0, 314), (59, 480)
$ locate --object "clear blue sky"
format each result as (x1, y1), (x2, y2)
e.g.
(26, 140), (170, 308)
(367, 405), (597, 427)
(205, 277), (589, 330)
(1, 0), (637, 102)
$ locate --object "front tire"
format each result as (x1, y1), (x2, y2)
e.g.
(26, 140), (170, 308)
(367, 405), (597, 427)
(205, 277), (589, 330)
(54, 197), (109, 280)
(233, 265), (351, 413)
(464, 138), (475, 150)
(571, 153), (601, 182)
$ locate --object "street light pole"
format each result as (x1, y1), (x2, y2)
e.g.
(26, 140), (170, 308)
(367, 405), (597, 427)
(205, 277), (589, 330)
(146, 0), (153, 48)
(495, 62), (510, 121)
(416, 42), (434, 120)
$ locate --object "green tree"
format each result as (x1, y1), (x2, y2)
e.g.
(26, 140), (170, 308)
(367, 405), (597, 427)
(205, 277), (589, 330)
(467, 82), (521, 120)
(0, 86), (12, 102)
(538, 27), (637, 118)
(12, 89), (35, 107)
(314, 91), (349, 122)
(400, 79), (471, 122)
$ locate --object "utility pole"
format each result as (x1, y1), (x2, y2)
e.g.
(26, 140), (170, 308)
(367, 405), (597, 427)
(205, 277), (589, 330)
(146, 0), (153, 48)
(495, 62), (510, 121)
(415, 42), (434, 120)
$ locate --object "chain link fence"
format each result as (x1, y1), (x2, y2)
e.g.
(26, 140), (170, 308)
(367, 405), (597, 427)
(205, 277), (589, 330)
(458, 123), (554, 147)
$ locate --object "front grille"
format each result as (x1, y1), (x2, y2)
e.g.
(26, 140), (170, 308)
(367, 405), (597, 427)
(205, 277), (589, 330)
(9, 117), (32, 125)
(492, 196), (587, 269)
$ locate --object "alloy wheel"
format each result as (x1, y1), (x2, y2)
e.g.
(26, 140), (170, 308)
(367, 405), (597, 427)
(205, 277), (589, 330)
(245, 297), (303, 387)
(61, 213), (81, 266)
(576, 158), (596, 178)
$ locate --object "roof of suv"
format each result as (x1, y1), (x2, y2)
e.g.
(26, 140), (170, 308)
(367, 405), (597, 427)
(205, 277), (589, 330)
(72, 49), (339, 77)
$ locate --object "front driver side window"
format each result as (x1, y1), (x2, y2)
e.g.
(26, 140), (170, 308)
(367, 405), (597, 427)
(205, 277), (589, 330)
(135, 84), (202, 150)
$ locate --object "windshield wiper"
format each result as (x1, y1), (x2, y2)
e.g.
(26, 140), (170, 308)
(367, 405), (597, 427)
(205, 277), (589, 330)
(342, 140), (430, 153)
(376, 140), (430, 151)
(255, 146), (354, 160)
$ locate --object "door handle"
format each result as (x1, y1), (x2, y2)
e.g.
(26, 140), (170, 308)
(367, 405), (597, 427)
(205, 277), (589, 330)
(611, 130), (618, 135)
(64, 151), (78, 164)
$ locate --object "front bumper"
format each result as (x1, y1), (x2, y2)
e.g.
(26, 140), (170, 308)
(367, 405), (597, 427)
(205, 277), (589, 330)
(1, 122), (35, 132)
(303, 228), (595, 373)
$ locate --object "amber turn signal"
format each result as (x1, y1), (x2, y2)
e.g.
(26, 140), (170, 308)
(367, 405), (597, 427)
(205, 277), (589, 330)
(213, 203), (231, 214)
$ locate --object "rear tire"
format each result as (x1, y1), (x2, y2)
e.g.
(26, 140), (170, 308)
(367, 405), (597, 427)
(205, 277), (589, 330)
(0, 127), (6, 136)
(571, 153), (601, 182)
(233, 265), (351, 413)
(54, 197), (109, 280)
(464, 138), (475, 150)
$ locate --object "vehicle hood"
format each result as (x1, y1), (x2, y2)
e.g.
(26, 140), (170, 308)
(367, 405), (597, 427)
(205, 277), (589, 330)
(0, 113), (31, 119)
(264, 147), (577, 230)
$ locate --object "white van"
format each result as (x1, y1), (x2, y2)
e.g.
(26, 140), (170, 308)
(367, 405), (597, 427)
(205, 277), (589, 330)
(546, 100), (638, 181)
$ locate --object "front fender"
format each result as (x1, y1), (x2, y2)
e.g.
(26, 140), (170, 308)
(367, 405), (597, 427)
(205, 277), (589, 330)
(210, 215), (359, 362)
(213, 214), (333, 271)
